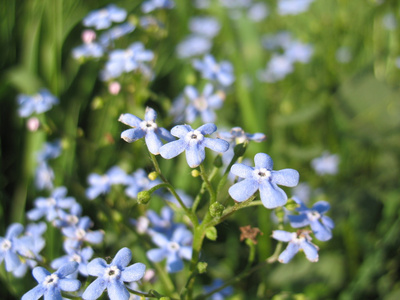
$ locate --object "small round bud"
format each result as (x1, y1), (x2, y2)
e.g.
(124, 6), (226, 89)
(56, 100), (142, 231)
(137, 191), (151, 204)
(148, 171), (158, 181)
(108, 82), (121, 95)
(197, 262), (208, 274)
(82, 30), (96, 44)
(209, 202), (225, 218)
(205, 226), (218, 241)
(213, 154), (223, 168)
(191, 170), (200, 177)
(26, 117), (40, 131)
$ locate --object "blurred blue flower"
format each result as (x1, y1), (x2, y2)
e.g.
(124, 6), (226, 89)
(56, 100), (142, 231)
(272, 230), (319, 263)
(21, 262), (81, 300)
(62, 216), (104, 251)
(176, 35), (212, 59)
(0, 223), (26, 272)
(53, 202), (83, 228)
(382, 12), (397, 30)
(189, 16), (221, 38)
(119, 107), (175, 155)
(284, 41), (314, 63)
(311, 151), (340, 175)
(27, 186), (77, 222)
(159, 123), (229, 168)
(262, 31), (292, 50)
(147, 226), (192, 273)
(37, 140), (62, 163)
(82, 247), (146, 300)
(219, 0), (252, 8)
(99, 22), (136, 47)
(72, 42), (104, 60)
(289, 200), (334, 241)
(247, 2), (269, 22)
(204, 279), (234, 300)
(86, 166), (128, 200)
(193, 55), (235, 87)
(277, 0), (315, 15)
(34, 162), (55, 191)
(51, 246), (94, 278)
(83, 4), (127, 30)
(146, 206), (176, 236)
(17, 89), (59, 117)
(125, 168), (161, 198)
(183, 83), (225, 123)
(258, 54), (294, 82)
(101, 42), (154, 80)
(142, 0), (175, 13)
(229, 153), (299, 208)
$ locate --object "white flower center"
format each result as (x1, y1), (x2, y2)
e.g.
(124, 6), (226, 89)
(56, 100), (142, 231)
(307, 211), (321, 221)
(44, 274), (59, 286)
(193, 96), (208, 111)
(75, 228), (87, 240)
(167, 241), (180, 252)
(67, 215), (79, 225)
(186, 130), (204, 143)
(47, 197), (56, 206)
(253, 168), (271, 181)
(1, 239), (12, 251)
(105, 265), (121, 279)
(140, 120), (158, 131)
(70, 253), (82, 263)
(33, 94), (43, 104)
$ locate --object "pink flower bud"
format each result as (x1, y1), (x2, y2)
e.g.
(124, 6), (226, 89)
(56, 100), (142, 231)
(108, 82), (121, 95)
(82, 30), (96, 44)
(27, 117), (40, 131)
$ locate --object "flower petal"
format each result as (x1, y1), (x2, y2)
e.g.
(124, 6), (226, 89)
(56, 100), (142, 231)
(321, 216), (335, 230)
(203, 138), (229, 153)
(254, 153), (273, 169)
(121, 262), (146, 282)
(112, 247), (132, 269)
(32, 266), (51, 283)
(107, 280), (130, 300)
(312, 201), (330, 214)
(55, 262), (79, 278)
(185, 142), (205, 168)
(166, 252), (184, 273)
(310, 220), (332, 241)
(228, 178), (259, 202)
(87, 258), (107, 276)
(288, 214), (310, 228)
(271, 169), (299, 187)
(300, 241), (319, 262)
(82, 278), (107, 300)
(43, 286), (62, 300)
(259, 181), (288, 209)
(184, 86), (198, 100)
(147, 248), (168, 262)
(118, 113), (142, 127)
(171, 125), (192, 138)
(278, 243), (300, 263)
(197, 123), (217, 135)
(272, 230), (294, 242)
(121, 128), (145, 143)
(230, 163), (254, 179)
(145, 130), (163, 155)
(58, 278), (81, 292)
(159, 139), (187, 159)
(157, 127), (175, 142)
(144, 107), (157, 122)
(21, 285), (45, 300)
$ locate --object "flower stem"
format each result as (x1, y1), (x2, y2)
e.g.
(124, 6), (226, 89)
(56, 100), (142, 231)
(199, 163), (216, 204)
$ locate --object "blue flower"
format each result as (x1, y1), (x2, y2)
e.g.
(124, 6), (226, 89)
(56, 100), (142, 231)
(288, 200), (334, 241)
(62, 216), (104, 251)
(163, 189), (193, 208)
(83, 4), (127, 30)
(125, 168), (161, 198)
(183, 84), (225, 123)
(247, 2), (269, 22)
(27, 187), (77, 222)
(119, 107), (175, 155)
(146, 206), (177, 236)
(72, 42), (104, 60)
(204, 279), (234, 300)
(1, 223), (26, 272)
(82, 247), (146, 300)
(176, 35), (212, 59)
(99, 22), (136, 47)
(277, 0), (315, 15)
(51, 246), (94, 278)
(17, 89), (59, 117)
(311, 151), (340, 175)
(34, 162), (55, 191)
(284, 41), (314, 63)
(272, 230), (319, 263)
(147, 226), (192, 273)
(37, 140), (62, 163)
(258, 54), (294, 83)
(142, 0), (175, 13)
(21, 262), (81, 300)
(193, 55), (235, 87)
(189, 16), (221, 38)
(228, 153), (299, 208)
(86, 166), (128, 200)
(159, 123), (229, 168)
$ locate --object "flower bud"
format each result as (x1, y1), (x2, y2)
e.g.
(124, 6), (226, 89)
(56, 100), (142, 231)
(137, 191), (151, 204)
(209, 202), (225, 218)
(191, 169), (200, 177)
(205, 226), (217, 241)
(213, 154), (223, 168)
(148, 171), (158, 181)
(197, 262), (208, 274)
(233, 143), (246, 157)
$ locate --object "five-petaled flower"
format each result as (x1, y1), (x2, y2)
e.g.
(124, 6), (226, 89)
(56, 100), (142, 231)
(119, 107), (175, 155)
(83, 4), (127, 30)
(82, 247), (146, 300)
(21, 262), (81, 300)
(159, 123), (229, 168)
(272, 229), (319, 263)
(229, 153), (299, 208)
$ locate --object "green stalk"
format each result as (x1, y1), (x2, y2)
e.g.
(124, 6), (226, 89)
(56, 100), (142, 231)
(199, 164), (216, 204)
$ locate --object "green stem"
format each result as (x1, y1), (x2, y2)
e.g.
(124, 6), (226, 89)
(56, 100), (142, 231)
(199, 164), (216, 204)
(192, 166), (218, 213)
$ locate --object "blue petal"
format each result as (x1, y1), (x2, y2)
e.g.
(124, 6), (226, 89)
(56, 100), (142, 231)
(145, 130), (163, 155)
(179, 246), (192, 260)
(202, 83), (214, 97)
(185, 142), (205, 168)
(56, 261), (78, 278)
(288, 214), (310, 228)
(144, 107), (157, 122)
(310, 220), (332, 241)
(271, 169), (299, 187)
(259, 181), (288, 209)
(112, 247), (132, 269)
(147, 248), (168, 262)
(32, 266), (51, 282)
(166, 252), (184, 273)
(108, 280), (130, 300)
(184, 86), (198, 100)
(85, 231), (104, 244)
(5, 251), (22, 272)
(151, 233), (170, 247)
(82, 278), (107, 300)
(21, 285), (45, 300)
(58, 278), (81, 292)
(312, 201), (330, 214)
(121, 128), (145, 143)
(300, 241), (319, 262)
(201, 109), (216, 123)
(43, 286), (62, 300)
(158, 127), (175, 142)
(171, 125), (192, 138)
(87, 258), (107, 277)
(254, 153), (273, 169)
(197, 123), (217, 135)
(278, 243), (300, 263)
(230, 163), (254, 179)
(121, 263), (146, 282)
(322, 216), (335, 229)
(6, 223), (24, 239)
(272, 230), (293, 242)
(118, 113), (142, 127)
(159, 139), (187, 159)
(203, 138), (229, 153)
(228, 178), (259, 202)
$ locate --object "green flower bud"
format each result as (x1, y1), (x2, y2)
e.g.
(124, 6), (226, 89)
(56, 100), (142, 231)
(197, 262), (208, 274)
(213, 154), (223, 168)
(148, 171), (158, 181)
(209, 202), (225, 218)
(191, 169), (200, 177)
(205, 226), (218, 241)
(285, 198), (300, 211)
(233, 143), (247, 157)
(137, 191), (151, 204)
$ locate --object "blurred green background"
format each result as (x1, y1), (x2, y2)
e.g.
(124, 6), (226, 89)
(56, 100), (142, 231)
(1, 0), (400, 299)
